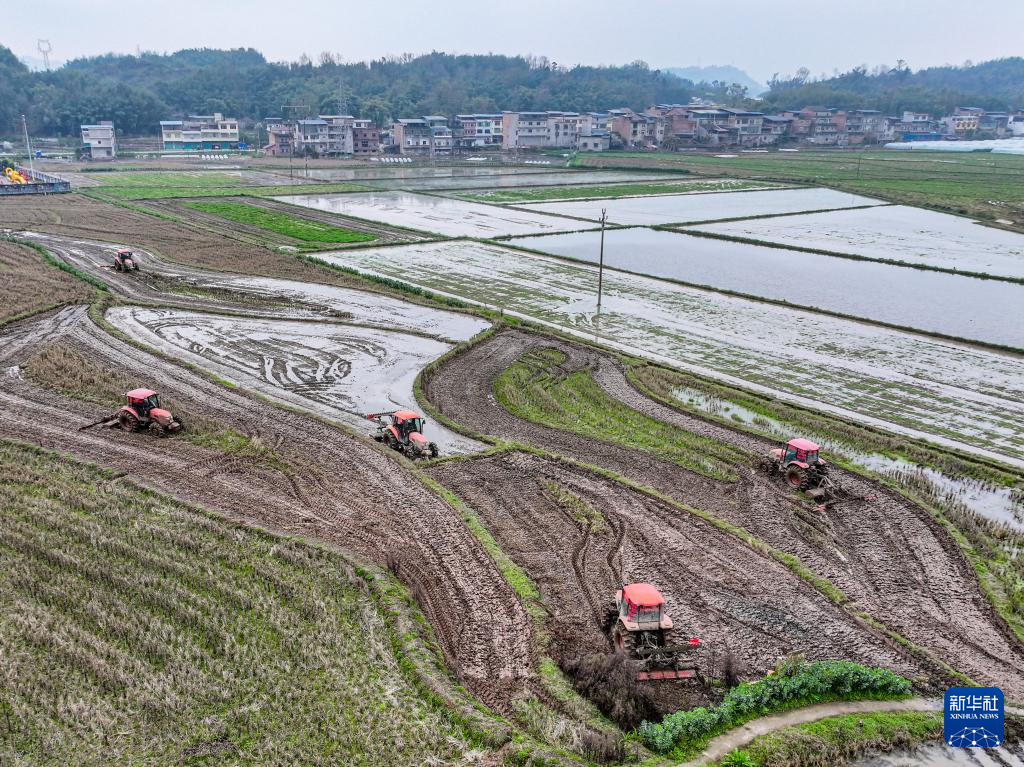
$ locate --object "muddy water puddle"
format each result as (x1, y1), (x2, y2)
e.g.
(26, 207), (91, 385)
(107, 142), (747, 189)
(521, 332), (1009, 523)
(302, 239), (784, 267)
(513, 227), (1022, 347)
(688, 205), (1024, 280)
(673, 386), (1024, 530)
(107, 307), (480, 454)
(517, 187), (882, 225)
(310, 240), (1024, 466)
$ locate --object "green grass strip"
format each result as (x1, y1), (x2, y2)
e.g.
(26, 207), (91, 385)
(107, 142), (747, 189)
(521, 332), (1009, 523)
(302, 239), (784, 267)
(492, 347), (746, 482)
(182, 200), (376, 243)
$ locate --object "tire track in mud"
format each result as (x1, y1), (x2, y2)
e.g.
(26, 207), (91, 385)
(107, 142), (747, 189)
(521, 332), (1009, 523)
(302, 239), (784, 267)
(0, 308), (533, 712)
(423, 328), (1024, 698)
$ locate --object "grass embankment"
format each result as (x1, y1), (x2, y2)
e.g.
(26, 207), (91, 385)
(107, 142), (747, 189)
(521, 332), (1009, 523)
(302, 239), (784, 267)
(638, 658), (913, 758)
(630, 362), (1024, 644)
(23, 342), (280, 466)
(0, 239), (99, 325)
(717, 710), (944, 767)
(89, 171), (370, 200)
(492, 347), (746, 481)
(0, 439), (483, 766)
(183, 200), (376, 243)
(571, 150), (1024, 227)
(455, 179), (775, 203)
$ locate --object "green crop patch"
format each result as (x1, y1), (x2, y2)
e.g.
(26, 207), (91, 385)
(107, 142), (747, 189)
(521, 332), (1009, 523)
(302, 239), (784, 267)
(493, 347), (746, 481)
(183, 200), (377, 243)
(0, 439), (479, 766)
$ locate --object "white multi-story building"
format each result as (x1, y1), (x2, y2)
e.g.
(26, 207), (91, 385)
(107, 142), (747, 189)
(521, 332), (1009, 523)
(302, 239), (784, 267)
(80, 121), (116, 159)
(160, 113), (239, 151)
(321, 115), (355, 155)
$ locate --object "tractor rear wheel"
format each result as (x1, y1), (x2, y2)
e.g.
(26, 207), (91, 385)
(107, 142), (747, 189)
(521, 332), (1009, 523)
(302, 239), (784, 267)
(386, 433), (400, 452)
(612, 624), (638, 656)
(114, 261), (122, 272)
(118, 412), (139, 433)
(785, 466), (805, 489)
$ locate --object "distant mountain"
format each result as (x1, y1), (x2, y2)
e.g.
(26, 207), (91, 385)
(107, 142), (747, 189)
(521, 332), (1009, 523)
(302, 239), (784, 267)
(666, 65), (766, 95)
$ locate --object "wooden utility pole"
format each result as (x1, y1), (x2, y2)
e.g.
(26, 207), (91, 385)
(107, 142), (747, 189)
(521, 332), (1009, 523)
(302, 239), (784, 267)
(597, 207), (607, 313)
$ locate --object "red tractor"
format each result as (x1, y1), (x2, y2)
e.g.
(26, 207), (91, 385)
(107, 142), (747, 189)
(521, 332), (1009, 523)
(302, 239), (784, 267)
(115, 389), (184, 436)
(367, 410), (439, 459)
(609, 583), (701, 681)
(113, 249), (139, 272)
(760, 438), (838, 500)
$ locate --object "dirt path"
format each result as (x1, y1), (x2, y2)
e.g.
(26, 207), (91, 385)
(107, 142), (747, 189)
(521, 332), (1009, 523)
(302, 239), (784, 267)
(0, 308), (532, 713)
(423, 328), (1024, 699)
(679, 697), (942, 766)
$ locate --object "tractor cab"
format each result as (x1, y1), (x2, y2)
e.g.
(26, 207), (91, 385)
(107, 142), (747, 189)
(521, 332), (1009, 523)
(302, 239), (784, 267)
(393, 410), (426, 442)
(127, 388), (160, 415)
(780, 438), (822, 469)
(617, 583), (673, 633)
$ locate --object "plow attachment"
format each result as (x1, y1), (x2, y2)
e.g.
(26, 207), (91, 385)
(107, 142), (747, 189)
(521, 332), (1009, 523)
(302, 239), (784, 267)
(79, 414), (117, 431)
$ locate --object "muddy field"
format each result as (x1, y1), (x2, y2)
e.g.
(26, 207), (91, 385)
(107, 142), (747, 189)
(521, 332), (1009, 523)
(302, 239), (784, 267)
(4, 184), (1023, 756)
(0, 307), (532, 712)
(422, 329), (1024, 698)
(108, 305), (477, 452)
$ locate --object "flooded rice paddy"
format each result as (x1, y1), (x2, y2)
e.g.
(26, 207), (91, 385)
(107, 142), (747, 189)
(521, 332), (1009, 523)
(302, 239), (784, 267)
(107, 306), (479, 453)
(274, 190), (590, 237)
(512, 227), (1024, 347)
(688, 205), (1024, 280)
(310, 240), (1024, 466)
(516, 187), (883, 225)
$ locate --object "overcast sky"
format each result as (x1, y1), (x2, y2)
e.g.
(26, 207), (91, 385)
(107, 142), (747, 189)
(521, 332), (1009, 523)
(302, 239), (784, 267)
(8, 0), (1023, 84)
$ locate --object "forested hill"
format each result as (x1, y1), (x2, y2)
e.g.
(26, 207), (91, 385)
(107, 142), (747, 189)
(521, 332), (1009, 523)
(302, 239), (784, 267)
(2, 47), (728, 136)
(760, 57), (1024, 115)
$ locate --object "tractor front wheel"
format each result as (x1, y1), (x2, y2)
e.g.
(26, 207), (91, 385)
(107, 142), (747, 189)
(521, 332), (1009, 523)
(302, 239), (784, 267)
(148, 421), (166, 437)
(785, 466), (805, 489)
(171, 415), (185, 433)
(118, 412), (139, 433)
(428, 442), (439, 458)
(760, 458), (778, 476)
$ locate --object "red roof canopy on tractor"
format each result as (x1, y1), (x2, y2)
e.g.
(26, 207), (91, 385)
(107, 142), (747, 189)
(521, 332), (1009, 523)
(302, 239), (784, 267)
(622, 583), (664, 607)
(127, 388), (157, 400)
(393, 410), (420, 421)
(787, 438), (820, 452)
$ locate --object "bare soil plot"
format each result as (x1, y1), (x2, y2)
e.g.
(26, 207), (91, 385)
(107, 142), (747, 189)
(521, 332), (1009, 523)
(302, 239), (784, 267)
(422, 329), (1024, 698)
(511, 227), (1024, 347)
(274, 190), (593, 237)
(686, 204), (1024, 280)
(516, 187), (883, 225)
(0, 239), (96, 324)
(310, 240), (1024, 465)
(108, 306), (478, 453)
(0, 307), (532, 713)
